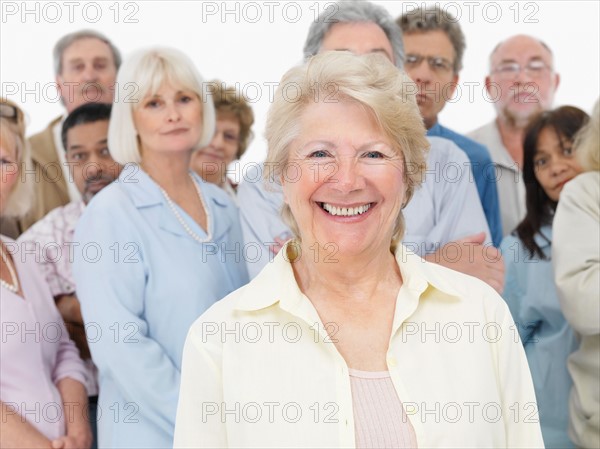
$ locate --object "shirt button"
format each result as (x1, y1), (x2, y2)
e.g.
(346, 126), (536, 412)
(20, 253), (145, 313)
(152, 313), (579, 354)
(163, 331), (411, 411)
(387, 357), (397, 367)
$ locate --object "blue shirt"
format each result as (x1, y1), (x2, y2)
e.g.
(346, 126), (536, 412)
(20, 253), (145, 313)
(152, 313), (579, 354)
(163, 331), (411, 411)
(428, 122), (503, 247)
(238, 136), (491, 279)
(73, 164), (249, 449)
(500, 225), (577, 449)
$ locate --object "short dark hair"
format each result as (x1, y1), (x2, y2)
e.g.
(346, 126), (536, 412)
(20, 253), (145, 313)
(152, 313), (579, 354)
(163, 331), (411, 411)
(62, 102), (112, 150)
(397, 5), (465, 73)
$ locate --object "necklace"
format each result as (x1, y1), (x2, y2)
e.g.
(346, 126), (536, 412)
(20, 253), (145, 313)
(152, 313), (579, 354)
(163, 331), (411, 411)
(159, 174), (212, 243)
(0, 242), (20, 293)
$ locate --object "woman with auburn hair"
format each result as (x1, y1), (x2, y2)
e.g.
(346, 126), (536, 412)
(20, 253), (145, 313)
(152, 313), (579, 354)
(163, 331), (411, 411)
(73, 48), (248, 449)
(0, 98), (91, 449)
(174, 52), (543, 448)
(553, 99), (600, 449)
(500, 105), (589, 449)
(190, 80), (254, 200)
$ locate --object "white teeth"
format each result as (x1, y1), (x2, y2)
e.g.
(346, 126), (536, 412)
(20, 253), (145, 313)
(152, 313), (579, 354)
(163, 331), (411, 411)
(321, 203), (371, 217)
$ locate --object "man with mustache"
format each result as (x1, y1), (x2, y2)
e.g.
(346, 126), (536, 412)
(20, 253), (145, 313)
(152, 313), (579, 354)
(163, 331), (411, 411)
(397, 6), (502, 247)
(19, 103), (122, 448)
(469, 35), (560, 236)
(22, 30), (121, 231)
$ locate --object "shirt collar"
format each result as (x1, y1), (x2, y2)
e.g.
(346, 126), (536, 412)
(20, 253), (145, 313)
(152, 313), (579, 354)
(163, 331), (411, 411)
(233, 243), (461, 314)
(428, 122), (442, 135)
(117, 163), (229, 209)
(484, 121), (520, 172)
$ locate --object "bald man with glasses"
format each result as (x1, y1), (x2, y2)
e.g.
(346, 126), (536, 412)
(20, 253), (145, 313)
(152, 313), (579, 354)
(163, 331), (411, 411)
(469, 34), (560, 237)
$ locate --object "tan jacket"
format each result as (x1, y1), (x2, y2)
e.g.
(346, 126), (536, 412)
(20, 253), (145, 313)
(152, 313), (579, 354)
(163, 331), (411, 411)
(21, 116), (70, 231)
(553, 171), (600, 449)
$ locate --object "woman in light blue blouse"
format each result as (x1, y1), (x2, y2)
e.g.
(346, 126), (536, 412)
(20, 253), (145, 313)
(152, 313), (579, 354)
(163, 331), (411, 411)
(500, 106), (589, 449)
(73, 48), (248, 449)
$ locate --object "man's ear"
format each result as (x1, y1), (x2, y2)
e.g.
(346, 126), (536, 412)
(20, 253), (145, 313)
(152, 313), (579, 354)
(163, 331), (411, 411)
(55, 75), (65, 98)
(553, 72), (560, 91)
(484, 75), (493, 95)
(447, 73), (459, 98)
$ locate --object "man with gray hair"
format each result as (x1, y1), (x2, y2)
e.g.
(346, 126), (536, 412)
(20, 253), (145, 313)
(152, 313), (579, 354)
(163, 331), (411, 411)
(23, 30), (121, 231)
(469, 35), (560, 236)
(398, 5), (502, 247)
(238, 0), (504, 292)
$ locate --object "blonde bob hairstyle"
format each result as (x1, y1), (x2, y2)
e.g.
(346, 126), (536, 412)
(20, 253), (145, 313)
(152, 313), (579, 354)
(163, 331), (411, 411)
(108, 47), (216, 165)
(576, 98), (600, 172)
(0, 98), (34, 217)
(264, 51), (429, 245)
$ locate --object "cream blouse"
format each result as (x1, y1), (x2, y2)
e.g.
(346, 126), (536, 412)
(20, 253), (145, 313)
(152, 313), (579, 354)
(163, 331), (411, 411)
(174, 244), (544, 448)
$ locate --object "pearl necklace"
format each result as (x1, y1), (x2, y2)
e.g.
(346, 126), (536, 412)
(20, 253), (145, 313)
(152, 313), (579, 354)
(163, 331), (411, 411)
(159, 174), (212, 243)
(0, 242), (20, 293)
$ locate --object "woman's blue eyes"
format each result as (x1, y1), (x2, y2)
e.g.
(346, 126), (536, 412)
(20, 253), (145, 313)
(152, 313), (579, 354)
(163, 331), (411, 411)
(308, 150), (387, 159)
(309, 150), (329, 158)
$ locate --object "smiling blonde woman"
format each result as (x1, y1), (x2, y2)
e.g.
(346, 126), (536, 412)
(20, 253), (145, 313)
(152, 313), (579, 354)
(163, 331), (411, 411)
(175, 51), (543, 449)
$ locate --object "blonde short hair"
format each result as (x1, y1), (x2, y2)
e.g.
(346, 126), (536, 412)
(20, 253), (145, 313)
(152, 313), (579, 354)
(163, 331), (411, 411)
(0, 98), (33, 217)
(109, 47), (216, 165)
(264, 51), (429, 244)
(576, 99), (600, 172)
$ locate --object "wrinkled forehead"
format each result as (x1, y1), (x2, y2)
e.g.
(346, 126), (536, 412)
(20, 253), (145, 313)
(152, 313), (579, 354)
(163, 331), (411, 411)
(491, 36), (553, 66)
(63, 37), (114, 62)
(320, 22), (394, 64)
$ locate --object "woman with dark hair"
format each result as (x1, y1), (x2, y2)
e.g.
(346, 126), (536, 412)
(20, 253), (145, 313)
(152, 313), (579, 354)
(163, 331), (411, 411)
(553, 99), (600, 449)
(500, 105), (589, 449)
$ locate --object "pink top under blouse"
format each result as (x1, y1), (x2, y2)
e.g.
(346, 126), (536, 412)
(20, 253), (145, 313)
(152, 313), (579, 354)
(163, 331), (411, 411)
(349, 368), (418, 449)
(0, 236), (87, 440)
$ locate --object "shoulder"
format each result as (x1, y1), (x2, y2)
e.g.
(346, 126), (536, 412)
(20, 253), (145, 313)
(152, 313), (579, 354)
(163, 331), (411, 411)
(237, 165), (284, 206)
(426, 135), (469, 163)
(76, 182), (139, 242)
(28, 116), (62, 146)
(85, 180), (133, 212)
(401, 248), (509, 316)
(438, 126), (493, 163)
(467, 121), (496, 140)
(562, 172), (600, 200)
(423, 259), (512, 323)
(499, 234), (529, 266)
(186, 282), (252, 346)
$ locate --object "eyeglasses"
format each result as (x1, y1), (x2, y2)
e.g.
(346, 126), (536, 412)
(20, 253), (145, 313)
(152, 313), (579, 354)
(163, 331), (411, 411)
(405, 54), (454, 73)
(492, 60), (551, 79)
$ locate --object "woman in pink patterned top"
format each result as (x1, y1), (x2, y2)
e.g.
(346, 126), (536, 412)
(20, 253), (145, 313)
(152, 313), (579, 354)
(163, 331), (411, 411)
(0, 98), (90, 449)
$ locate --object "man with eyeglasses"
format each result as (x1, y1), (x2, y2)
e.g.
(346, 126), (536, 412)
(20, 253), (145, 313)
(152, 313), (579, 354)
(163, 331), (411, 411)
(397, 6), (502, 247)
(469, 35), (560, 237)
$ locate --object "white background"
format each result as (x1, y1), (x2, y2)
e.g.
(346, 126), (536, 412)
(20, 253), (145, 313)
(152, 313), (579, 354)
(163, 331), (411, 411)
(1, 0), (598, 165)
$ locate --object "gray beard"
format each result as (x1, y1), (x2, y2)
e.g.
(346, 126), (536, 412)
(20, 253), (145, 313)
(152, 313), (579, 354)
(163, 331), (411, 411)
(502, 104), (542, 129)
